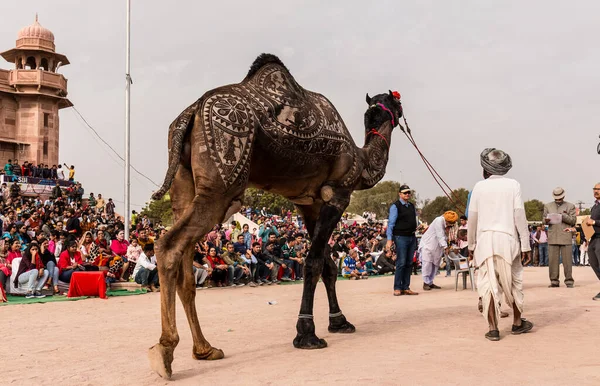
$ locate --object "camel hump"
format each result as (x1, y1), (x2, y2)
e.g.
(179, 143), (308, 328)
(247, 53), (290, 78)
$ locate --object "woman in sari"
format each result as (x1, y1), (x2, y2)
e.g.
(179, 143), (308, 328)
(94, 229), (113, 266)
(77, 231), (100, 271)
(109, 229), (130, 281)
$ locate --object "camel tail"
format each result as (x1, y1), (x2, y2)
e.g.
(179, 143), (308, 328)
(151, 100), (200, 201)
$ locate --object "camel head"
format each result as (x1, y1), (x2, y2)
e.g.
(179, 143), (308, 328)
(364, 90), (403, 134)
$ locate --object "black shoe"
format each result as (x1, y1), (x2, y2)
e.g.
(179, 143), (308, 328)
(566, 283), (574, 288)
(511, 318), (534, 335)
(423, 283), (431, 291)
(593, 292), (600, 301)
(485, 330), (500, 341)
(430, 283), (441, 289)
(34, 291), (46, 299)
(548, 283), (559, 288)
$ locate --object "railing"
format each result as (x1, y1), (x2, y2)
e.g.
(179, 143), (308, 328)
(8, 69), (67, 93)
(0, 69), (10, 87)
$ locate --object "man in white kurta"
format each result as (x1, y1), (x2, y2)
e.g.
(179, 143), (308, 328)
(467, 148), (533, 341)
(419, 211), (458, 290)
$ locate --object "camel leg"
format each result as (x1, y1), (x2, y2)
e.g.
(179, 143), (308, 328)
(176, 249), (225, 361)
(323, 251), (356, 333)
(293, 196), (349, 349)
(148, 165), (236, 379)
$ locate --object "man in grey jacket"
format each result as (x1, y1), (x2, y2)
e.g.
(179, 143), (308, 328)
(543, 187), (577, 288)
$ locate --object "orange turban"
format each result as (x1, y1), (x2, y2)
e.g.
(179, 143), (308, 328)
(443, 211), (458, 224)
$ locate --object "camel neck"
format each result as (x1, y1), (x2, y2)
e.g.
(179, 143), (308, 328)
(357, 123), (392, 190)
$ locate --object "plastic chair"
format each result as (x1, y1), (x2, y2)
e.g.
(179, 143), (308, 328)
(447, 252), (475, 291)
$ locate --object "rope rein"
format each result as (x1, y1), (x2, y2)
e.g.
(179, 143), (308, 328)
(399, 114), (466, 213)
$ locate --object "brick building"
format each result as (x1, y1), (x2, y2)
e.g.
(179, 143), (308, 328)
(0, 15), (72, 168)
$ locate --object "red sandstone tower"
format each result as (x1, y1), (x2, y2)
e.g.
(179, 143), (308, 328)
(0, 15), (72, 167)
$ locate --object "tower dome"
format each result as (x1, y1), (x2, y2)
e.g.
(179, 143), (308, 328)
(16, 15), (55, 51)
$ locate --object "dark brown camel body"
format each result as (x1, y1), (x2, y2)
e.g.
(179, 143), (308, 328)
(149, 54), (403, 379)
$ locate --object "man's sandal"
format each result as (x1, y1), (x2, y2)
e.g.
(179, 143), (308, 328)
(485, 330), (500, 341)
(511, 319), (534, 335)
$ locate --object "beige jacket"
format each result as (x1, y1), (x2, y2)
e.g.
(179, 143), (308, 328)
(543, 201), (577, 245)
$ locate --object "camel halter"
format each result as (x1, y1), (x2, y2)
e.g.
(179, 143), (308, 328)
(368, 128), (389, 149)
(367, 102), (395, 149)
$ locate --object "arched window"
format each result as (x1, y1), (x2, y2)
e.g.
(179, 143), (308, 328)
(40, 58), (49, 71)
(25, 56), (36, 70)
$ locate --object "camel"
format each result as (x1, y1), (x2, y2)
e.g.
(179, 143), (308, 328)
(148, 53), (403, 379)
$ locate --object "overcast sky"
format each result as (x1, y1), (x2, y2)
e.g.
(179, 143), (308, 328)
(2, 0), (600, 214)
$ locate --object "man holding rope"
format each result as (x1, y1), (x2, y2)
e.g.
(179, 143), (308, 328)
(467, 148), (533, 341)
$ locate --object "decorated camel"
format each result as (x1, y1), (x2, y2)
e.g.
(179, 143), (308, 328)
(149, 53), (403, 378)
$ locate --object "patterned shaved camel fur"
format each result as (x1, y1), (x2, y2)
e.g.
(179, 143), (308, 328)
(153, 60), (364, 198)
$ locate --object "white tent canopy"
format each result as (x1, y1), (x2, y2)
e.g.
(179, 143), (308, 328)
(225, 212), (260, 232)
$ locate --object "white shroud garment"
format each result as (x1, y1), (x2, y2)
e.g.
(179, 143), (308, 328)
(467, 175), (531, 320)
(418, 215), (447, 264)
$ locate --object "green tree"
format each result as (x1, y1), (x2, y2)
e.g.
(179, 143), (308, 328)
(524, 199), (544, 221)
(141, 193), (173, 226)
(419, 188), (469, 224)
(243, 187), (294, 215)
(346, 181), (419, 219)
(580, 208), (591, 216)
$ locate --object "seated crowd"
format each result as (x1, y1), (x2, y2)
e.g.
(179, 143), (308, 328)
(188, 208), (399, 289)
(0, 187), (418, 300)
(0, 175), (166, 299)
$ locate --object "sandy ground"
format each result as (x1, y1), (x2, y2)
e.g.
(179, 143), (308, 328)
(2, 266), (599, 386)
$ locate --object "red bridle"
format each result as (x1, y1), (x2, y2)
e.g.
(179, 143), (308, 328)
(367, 102), (395, 149)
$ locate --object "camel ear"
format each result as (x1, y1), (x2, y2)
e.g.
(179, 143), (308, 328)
(388, 90), (394, 98)
(366, 93), (371, 105)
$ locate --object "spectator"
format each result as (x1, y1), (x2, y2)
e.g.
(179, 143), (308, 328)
(14, 243), (49, 298)
(193, 242), (210, 288)
(205, 247), (227, 287)
(110, 229), (130, 281)
(63, 164), (75, 182)
(96, 194), (106, 212)
(4, 159), (13, 176)
(40, 237), (60, 294)
(126, 237), (142, 278)
(57, 240), (85, 283)
(132, 243), (159, 292)
(105, 198), (115, 217)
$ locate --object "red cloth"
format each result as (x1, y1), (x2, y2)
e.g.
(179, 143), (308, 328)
(68, 271), (107, 299)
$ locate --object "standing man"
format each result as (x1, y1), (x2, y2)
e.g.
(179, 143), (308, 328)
(543, 187), (576, 288)
(584, 183), (600, 301)
(468, 148), (533, 341)
(419, 211), (458, 291)
(386, 184), (418, 296)
(533, 224), (548, 266)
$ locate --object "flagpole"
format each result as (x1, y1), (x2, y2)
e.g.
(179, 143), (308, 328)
(124, 0), (131, 240)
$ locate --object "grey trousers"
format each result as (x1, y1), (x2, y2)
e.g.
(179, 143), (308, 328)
(193, 267), (208, 286)
(548, 244), (574, 286)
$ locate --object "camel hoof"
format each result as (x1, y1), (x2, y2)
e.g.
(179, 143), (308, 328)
(193, 347), (225, 361)
(293, 334), (328, 349)
(148, 343), (173, 380)
(328, 320), (356, 333)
